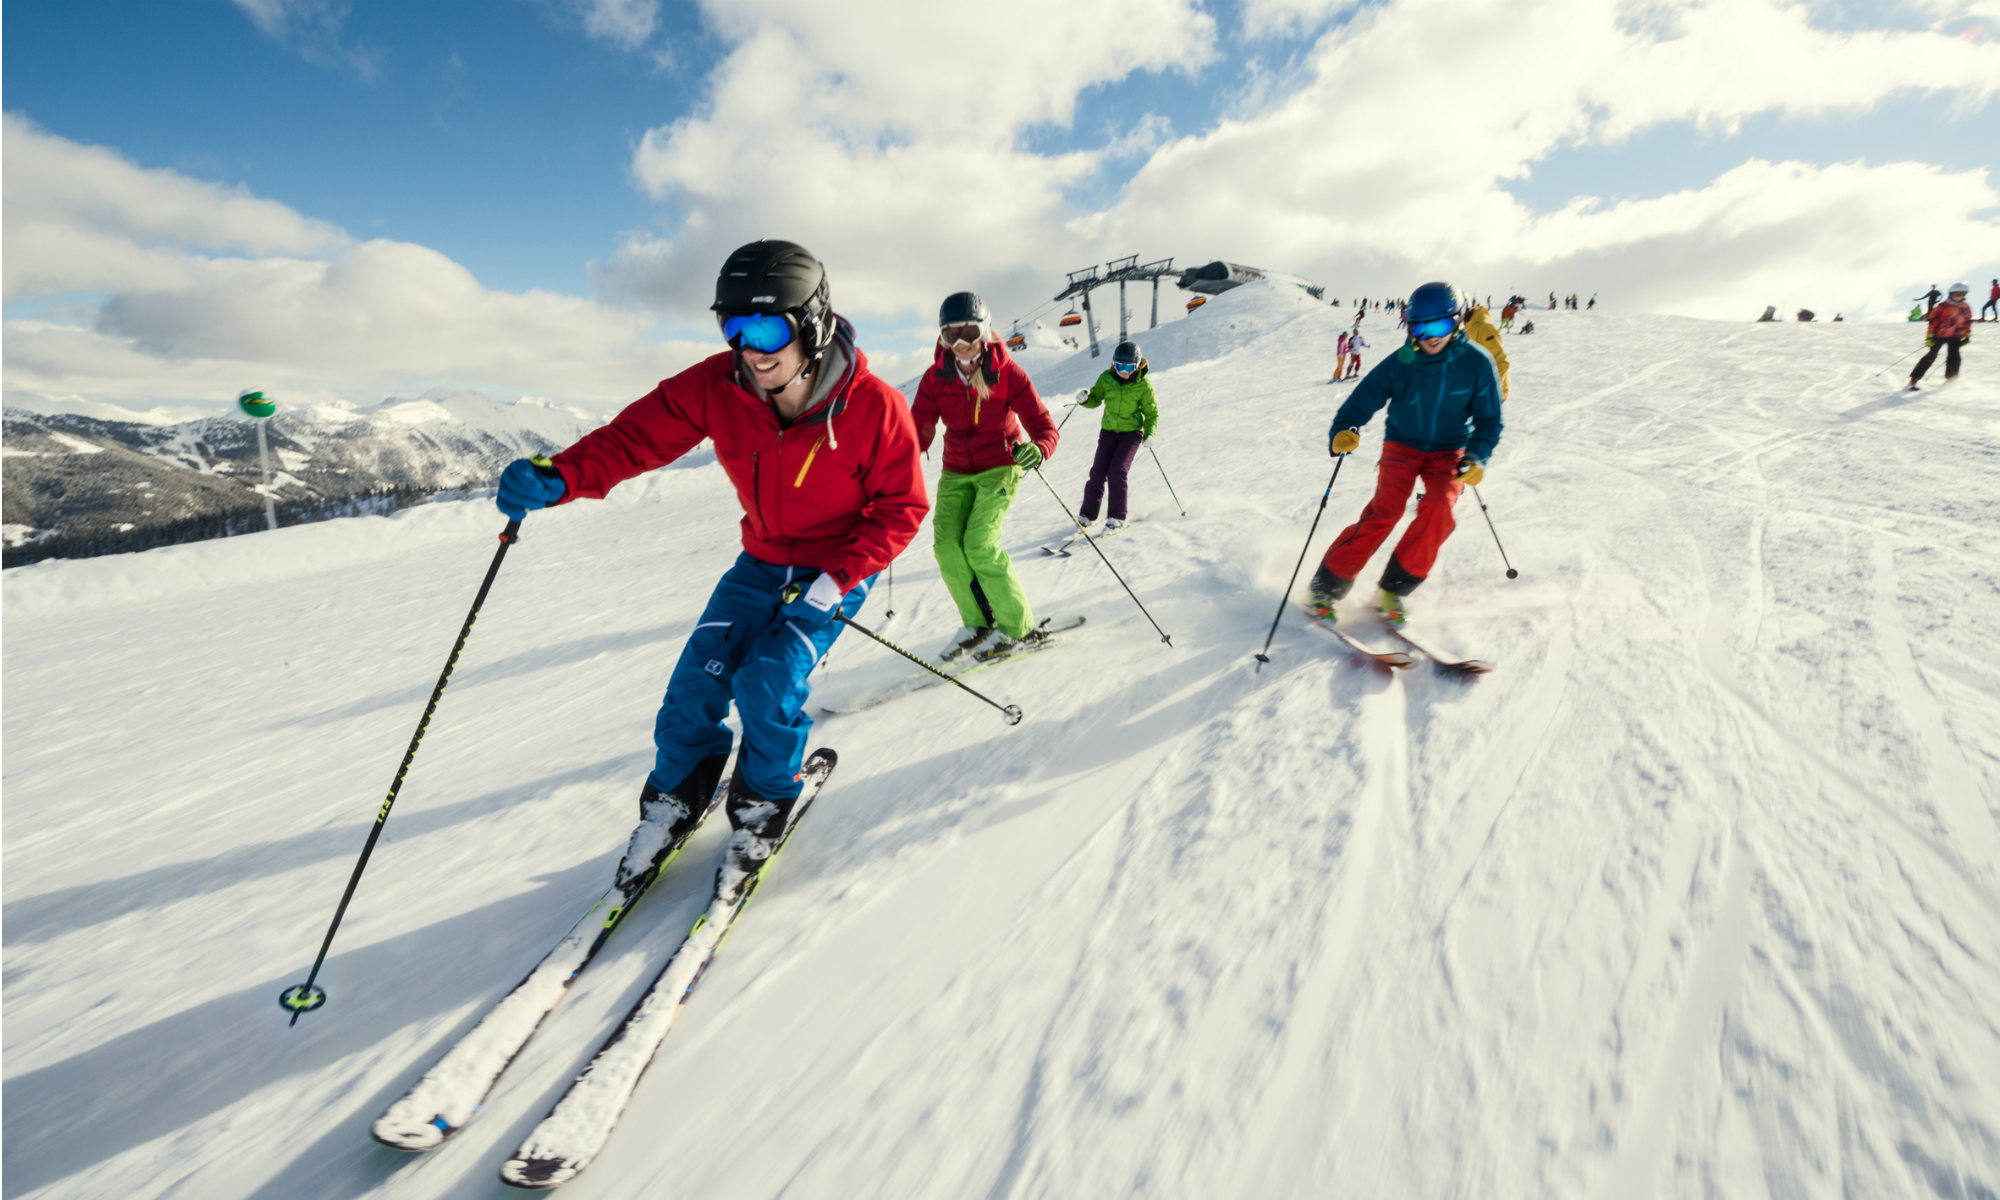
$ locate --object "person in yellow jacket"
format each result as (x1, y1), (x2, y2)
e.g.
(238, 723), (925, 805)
(1461, 303), (1511, 400)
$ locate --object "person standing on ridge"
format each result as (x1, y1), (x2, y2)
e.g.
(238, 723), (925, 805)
(1916, 284), (1943, 315)
(911, 291), (1061, 662)
(1461, 301), (1511, 399)
(1333, 328), (1353, 382)
(1981, 279), (1998, 322)
(492, 239), (927, 888)
(1307, 281), (1503, 626)
(1909, 283), (1972, 391)
(1075, 339), (1159, 531)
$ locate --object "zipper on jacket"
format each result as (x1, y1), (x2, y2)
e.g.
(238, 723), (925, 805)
(794, 433), (826, 487)
(751, 450), (766, 532)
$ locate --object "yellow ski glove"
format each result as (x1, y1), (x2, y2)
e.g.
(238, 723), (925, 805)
(1329, 428), (1361, 456)
(1455, 459), (1485, 487)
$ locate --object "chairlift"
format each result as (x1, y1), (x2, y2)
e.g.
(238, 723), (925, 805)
(1058, 311), (1083, 328)
(1185, 296), (1207, 312)
(1005, 334), (1026, 350)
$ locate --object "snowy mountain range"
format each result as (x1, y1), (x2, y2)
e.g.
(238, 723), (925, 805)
(1, 391), (600, 566)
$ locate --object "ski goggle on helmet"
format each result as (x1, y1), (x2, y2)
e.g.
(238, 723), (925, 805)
(1405, 281), (1460, 341)
(718, 311), (798, 354)
(941, 322), (988, 348)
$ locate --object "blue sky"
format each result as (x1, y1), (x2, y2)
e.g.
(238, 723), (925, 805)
(3, 0), (1997, 413)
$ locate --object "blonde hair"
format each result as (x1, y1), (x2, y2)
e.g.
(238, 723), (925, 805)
(949, 330), (1001, 402)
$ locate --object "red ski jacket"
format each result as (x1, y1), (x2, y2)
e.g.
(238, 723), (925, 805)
(546, 321), (928, 593)
(1927, 300), (1972, 341)
(910, 337), (1059, 475)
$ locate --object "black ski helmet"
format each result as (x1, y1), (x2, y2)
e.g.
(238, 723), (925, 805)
(939, 291), (990, 328)
(1113, 340), (1140, 365)
(712, 239), (834, 361)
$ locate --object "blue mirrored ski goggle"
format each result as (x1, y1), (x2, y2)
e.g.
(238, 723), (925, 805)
(1113, 358), (1139, 372)
(719, 311), (797, 353)
(1408, 316), (1457, 341)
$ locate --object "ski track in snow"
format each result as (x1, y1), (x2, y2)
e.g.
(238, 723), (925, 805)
(5, 288), (2000, 1199)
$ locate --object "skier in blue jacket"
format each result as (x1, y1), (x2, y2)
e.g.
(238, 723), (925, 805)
(1309, 281), (1503, 625)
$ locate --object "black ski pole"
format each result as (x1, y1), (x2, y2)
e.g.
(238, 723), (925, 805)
(281, 519), (523, 1024)
(1873, 346), (1922, 378)
(1471, 485), (1518, 578)
(1055, 391), (1085, 433)
(1254, 458), (1342, 670)
(884, 562), (895, 621)
(1030, 466), (1173, 645)
(786, 585), (1022, 725)
(1146, 442), (1186, 516)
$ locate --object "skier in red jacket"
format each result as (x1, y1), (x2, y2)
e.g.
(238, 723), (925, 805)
(910, 292), (1060, 661)
(1909, 283), (1973, 390)
(494, 239), (928, 880)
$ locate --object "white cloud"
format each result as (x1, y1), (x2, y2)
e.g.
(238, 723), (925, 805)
(1, 117), (704, 412)
(576, 0), (661, 49)
(1088, 0), (2000, 317)
(226, 0), (381, 80)
(596, 0), (1219, 321)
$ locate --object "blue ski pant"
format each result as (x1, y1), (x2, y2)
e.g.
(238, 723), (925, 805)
(650, 552), (871, 802)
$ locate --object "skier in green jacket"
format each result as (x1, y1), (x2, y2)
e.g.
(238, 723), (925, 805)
(1075, 340), (1158, 530)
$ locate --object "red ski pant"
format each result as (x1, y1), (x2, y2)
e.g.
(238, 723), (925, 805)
(1320, 442), (1465, 593)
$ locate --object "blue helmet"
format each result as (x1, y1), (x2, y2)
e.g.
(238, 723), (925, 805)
(1407, 281), (1459, 324)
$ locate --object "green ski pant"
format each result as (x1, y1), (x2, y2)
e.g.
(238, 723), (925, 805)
(933, 465), (1036, 637)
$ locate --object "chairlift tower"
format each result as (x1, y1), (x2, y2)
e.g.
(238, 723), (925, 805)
(1050, 256), (1176, 358)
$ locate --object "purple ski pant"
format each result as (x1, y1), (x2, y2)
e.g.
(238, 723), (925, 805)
(1080, 428), (1146, 521)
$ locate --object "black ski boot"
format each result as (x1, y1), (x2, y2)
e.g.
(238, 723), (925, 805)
(615, 753), (727, 890)
(717, 768), (799, 902)
(1306, 562), (1353, 618)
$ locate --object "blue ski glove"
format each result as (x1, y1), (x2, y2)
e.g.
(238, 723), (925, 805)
(1012, 441), (1044, 470)
(497, 455), (566, 520)
(781, 574), (847, 629)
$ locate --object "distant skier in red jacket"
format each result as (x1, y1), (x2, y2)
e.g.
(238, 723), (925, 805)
(494, 239), (928, 884)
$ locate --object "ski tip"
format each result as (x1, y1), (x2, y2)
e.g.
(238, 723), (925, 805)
(370, 1119), (447, 1153)
(1437, 659), (1495, 677)
(499, 1155), (576, 1190)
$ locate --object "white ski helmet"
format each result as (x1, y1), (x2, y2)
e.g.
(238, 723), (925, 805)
(1948, 282), (1970, 296)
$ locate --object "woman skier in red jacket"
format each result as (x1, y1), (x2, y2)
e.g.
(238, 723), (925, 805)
(910, 292), (1060, 662)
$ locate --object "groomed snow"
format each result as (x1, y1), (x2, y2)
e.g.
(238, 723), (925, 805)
(4, 283), (1997, 1199)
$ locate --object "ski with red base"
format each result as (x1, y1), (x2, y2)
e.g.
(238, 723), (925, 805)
(1298, 605), (1416, 670)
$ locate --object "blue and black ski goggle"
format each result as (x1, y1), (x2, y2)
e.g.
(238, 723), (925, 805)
(1113, 357), (1139, 373)
(1408, 315), (1458, 341)
(718, 311), (797, 354)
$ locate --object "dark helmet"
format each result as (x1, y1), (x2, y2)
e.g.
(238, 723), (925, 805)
(939, 291), (990, 327)
(1112, 340), (1140, 367)
(712, 239), (834, 361)
(1407, 281), (1459, 324)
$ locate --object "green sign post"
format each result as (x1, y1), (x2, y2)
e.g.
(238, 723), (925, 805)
(238, 390), (278, 531)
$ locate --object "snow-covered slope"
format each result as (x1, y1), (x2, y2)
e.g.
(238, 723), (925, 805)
(5, 283), (1997, 1199)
